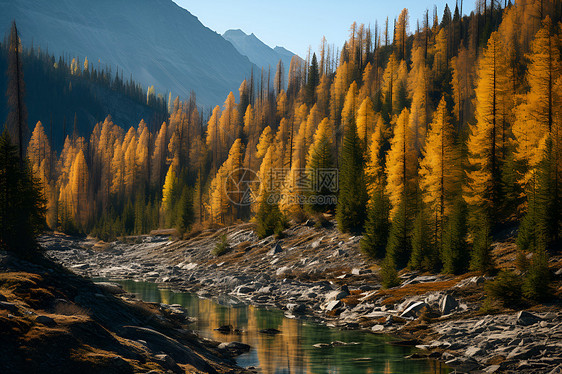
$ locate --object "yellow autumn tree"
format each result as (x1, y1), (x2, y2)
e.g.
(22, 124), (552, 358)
(256, 126), (274, 159)
(123, 127), (138, 196)
(365, 117), (386, 198)
(151, 121), (168, 188)
(219, 92), (239, 150)
(209, 139), (244, 223)
(408, 46), (430, 152)
(385, 108), (417, 219)
(136, 121), (150, 189)
(356, 97), (376, 148)
(465, 31), (510, 215)
(341, 81), (359, 134)
(27, 121), (55, 227)
(68, 150), (89, 228)
(161, 164), (178, 227)
(451, 46), (475, 127)
(206, 105), (222, 168)
(419, 97), (460, 245)
(381, 53), (399, 118)
(513, 18), (561, 187)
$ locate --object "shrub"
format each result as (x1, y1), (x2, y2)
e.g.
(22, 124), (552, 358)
(212, 234), (230, 256)
(522, 248), (551, 302)
(255, 193), (286, 239)
(380, 255), (401, 289)
(485, 270), (523, 307)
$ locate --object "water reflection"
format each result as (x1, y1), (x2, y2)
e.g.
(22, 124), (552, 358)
(116, 280), (450, 374)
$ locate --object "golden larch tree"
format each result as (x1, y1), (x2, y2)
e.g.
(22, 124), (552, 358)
(385, 108), (417, 219)
(419, 97), (460, 245)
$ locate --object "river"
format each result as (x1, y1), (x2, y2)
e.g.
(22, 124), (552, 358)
(114, 280), (450, 374)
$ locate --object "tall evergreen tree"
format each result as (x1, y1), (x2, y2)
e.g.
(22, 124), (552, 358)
(6, 21), (28, 165)
(305, 53), (320, 106)
(0, 131), (45, 254)
(336, 120), (367, 232)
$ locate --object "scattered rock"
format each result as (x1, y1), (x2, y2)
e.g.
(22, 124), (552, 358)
(484, 364), (502, 373)
(507, 345), (541, 360)
(71, 263), (89, 270)
(0, 301), (18, 313)
(400, 301), (428, 318)
(154, 353), (178, 370)
(275, 266), (290, 276)
(235, 285), (255, 294)
(259, 328), (281, 335)
(516, 311), (542, 326)
(218, 341), (251, 354)
(286, 303), (306, 314)
(465, 346), (483, 358)
(440, 294), (459, 315)
(214, 325), (232, 334)
(268, 243), (283, 256)
(325, 290), (348, 301)
(325, 300), (342, 312)
(371, 324), (385, 332)
(35, 315), (56, 327)
(313, 343), (330, 348)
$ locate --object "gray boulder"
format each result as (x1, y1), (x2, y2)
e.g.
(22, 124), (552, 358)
(35, 315), (56, 327)
(325, 300), (342, 312)
(440, 294), (459, 315)
(464, 346), (483, 358)
(516, 311), (542, 326)
(400, 301), (428, 318)
(325, 290), (349, 301)
(286, 303), (306, 314)
(218, 341), (251, 354)
(371, 324), (385, 332)
(235, 285), (256, 294)
(268, 242), (283, 256)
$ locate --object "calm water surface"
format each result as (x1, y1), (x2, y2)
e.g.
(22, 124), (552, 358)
(115, 280), (450, 374)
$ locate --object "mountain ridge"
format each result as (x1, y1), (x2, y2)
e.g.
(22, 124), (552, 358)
(0, 0), (258, 107)
(223, 28), (299, 83)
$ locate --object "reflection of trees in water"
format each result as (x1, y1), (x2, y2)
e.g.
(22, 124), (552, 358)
(252, 305), (284, 374)
(116, 281), (450, 374)
(282, 318), (306, 373)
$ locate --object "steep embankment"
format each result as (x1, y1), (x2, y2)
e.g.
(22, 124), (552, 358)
(42, 222), (562, 373)
(0, 251), (249, 374)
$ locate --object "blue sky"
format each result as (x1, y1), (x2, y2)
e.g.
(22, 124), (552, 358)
(174, 1), (473, 57)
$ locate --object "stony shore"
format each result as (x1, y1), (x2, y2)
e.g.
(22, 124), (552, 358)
(41, 222), (562, 373)
(0, 249), (250, 374)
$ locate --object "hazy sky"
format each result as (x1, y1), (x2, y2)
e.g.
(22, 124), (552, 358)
(174, 1), (473, 57)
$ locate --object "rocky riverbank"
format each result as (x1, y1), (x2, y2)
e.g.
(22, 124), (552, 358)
(41, 222), (562, 373)
(0, 250), (249, 374)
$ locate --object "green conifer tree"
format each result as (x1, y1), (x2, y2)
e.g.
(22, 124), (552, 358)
(336, 121), (367, 232)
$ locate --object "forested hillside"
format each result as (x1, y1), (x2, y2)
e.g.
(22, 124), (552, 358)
(22, 0), (561, 291)
(0, 43), (168, 151)
(0, 0), (258, 106)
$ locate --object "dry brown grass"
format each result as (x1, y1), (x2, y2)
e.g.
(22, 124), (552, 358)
(341, 290), (365, 307)
(374, 273), (477, 306)
(54, 302), (90, 316)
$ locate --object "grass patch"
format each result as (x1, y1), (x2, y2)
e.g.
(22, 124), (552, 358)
(375, 273), (475, 306)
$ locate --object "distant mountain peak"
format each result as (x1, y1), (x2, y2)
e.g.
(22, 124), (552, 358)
(223, 29), (298, 78)
(223, 29), (247, 37)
